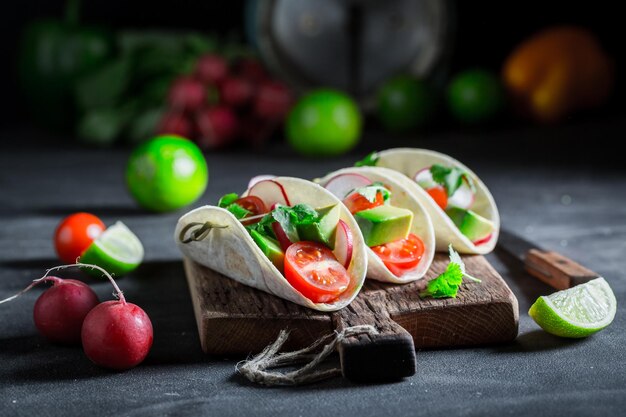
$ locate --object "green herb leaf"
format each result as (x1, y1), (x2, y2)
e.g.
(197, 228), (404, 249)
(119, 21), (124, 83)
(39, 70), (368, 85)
(419, 245), (481, 299)
(271, 206), (300, 242)
(353, 182), (391, 203)
(218, 193), (239, 208)
(430, 164), (475, 197)
(226, 203), (251, 220)
(355, 152), (379, 167)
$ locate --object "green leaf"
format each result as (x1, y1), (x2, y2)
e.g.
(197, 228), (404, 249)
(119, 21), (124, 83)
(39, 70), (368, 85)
(226, 203), (251, 220)
(271, 206), (300, 243)
(430, 164), (474, 197)
(289, 204), (319, 224)
(75, 59), (131, 112)
(355, 152), (379, 167)
(218, 193), (239, 208)
(419, 262), (463, 299)
(353, 183), (391, 203)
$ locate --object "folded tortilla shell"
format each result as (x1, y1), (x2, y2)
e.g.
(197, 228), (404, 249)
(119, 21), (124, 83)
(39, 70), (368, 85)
(174, 177), (368, 311)
(318, 167), (435, 284)
(375, 148), (500, 254)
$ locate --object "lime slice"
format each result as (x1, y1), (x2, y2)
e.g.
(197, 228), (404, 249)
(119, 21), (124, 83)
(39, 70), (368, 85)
(80, 221), (144, 278)
(529, 278), (616, 338)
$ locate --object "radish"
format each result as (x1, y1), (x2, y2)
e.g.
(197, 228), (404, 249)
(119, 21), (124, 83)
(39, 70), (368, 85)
(413, 167), (437, 189)
(248, 179), (291, 207)
(272, 222), (294, 252)
(324, 173), (372, 200)
(473, 233), (493, 246)
(0, 276), (99, 344)
(333, 220), (354, 268)
(248, 175), (276, 189)
(447, 179), (475, 210)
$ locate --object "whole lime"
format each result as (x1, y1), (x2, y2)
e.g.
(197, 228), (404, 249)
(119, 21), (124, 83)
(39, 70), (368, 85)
(447, 69), (503, 124)
(286, 89), (362, 157)
(126, 135), (208, 212)
(377, 75), (435, 132)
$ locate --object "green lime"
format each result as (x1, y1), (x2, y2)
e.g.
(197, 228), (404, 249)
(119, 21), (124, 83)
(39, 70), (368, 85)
(286, 89), (362, 157)
(529, 278), (617, 338)
(80, 222), (144, 278)
(447, 69), (503, 124)
(126, 135), (208, 212)
(377, 75), (434, 132)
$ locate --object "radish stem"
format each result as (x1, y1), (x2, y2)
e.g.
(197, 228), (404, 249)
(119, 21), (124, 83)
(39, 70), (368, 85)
(43, 263), (126, 303)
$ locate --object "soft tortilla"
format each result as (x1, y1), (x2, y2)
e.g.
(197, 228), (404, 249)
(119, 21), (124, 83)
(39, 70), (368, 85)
(375, 148), (500, 254)
(318, 166), (435, 284)
(174, 177), (368, 312)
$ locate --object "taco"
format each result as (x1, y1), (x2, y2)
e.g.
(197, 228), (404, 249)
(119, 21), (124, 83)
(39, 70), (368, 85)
(175, 177), (368, 311)
(361, 148), (500, 254)
(317, 166), (435, 284)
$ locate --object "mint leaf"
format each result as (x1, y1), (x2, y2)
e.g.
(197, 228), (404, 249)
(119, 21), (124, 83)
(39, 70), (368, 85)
(355, 152), (379, 167)
(430, 164), (474, 197)
(290, 204), (319, 224)
(353, 183), (391, 203)
(218, 193), (239, 208)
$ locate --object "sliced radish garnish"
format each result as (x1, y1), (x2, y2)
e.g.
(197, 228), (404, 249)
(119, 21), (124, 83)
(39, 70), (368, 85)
(413, 167), (437, 189)
(272, 222), (293, 251)
(324, 173), (372, 200)
(248, 179), (291, 207)
(248, 175), (276, 189)
(447, 178), (475, 210)
(333, 220), (354, 269)
(473, 233), (492, 246)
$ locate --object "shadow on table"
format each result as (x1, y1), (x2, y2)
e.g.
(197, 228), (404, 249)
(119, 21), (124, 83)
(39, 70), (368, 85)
(0, 258), (60, 270)
(492, 329), (586, 354)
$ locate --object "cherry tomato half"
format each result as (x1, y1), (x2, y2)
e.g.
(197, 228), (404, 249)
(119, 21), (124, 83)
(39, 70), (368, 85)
(284, 241), (351, 303)
(54, 213), (105, 263)
(235, 196), (267, 216)
(343, 191), (385, 214)
(426, 186), (448, 210)
(371, 233), (425, 277)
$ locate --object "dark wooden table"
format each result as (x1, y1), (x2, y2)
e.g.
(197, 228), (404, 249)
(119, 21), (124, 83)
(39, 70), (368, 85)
(1, 119), (625, 417)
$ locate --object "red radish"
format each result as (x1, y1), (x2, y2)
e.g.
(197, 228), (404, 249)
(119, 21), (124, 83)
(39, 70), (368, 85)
(157, 111), (194, 139)
(253, 81), (293, 121)
(248, 175), (277, 189)
(235, 58), (268, 82)
(333, 220), (354, 268)
(473, 233), (493, 246)
(271, 222), (294, 251)
(167, 77), (207, 111)
(195, 106), (237, 149)
(220, 76), (254, 107)
(0, 276), (99, 344)
(247, 179), (291, 207)
(413, 167), (437, 189)
(447, 180), (475, 210)
(324, 173), (372, 200)
(194, 54), (228, 85)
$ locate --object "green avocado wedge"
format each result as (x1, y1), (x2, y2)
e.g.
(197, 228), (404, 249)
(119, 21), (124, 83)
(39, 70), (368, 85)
(355, 205), (413, 247)
(446, 207), (494, 242)
(296, 204), (341, 248)
(249, 230), (285, 272)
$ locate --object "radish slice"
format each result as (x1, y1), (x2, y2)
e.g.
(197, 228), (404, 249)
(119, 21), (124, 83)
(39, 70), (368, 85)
(248, 179), (291, 207)
(272, 222), (293, 251)
(248, 175), (276, 189)
(473, 233), (492, 246)
(324, 173), (372, 200)
(333, 220), (354, 268)
(447, 179), (475, 210)
(413, 167), (437, 189)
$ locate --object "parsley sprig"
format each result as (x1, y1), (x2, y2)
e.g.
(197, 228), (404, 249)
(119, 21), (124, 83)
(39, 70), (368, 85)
(351, 182), (391, 202)
(354, 151), (379, 167)
(430, 164), (476, 197)
(419, 245), (481, 299)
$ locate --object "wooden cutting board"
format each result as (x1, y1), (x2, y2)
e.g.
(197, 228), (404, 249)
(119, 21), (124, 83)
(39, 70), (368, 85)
(184, 254), (519, 382)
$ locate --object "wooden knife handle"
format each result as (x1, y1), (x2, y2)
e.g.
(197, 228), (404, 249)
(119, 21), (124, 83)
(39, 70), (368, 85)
(332, 293), (416, 382)
(525, 249), (599, 290)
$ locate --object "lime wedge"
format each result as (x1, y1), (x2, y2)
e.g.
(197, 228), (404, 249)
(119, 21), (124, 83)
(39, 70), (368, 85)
(529, 278), (616, 338)
(80, 221), (144, 278)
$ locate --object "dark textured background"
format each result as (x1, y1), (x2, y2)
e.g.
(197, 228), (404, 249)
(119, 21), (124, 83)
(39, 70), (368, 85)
(1, 120), (625, 416)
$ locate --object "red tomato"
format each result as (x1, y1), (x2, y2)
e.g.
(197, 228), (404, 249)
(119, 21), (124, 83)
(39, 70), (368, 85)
(284, 241), (351, 303)
(235, 196), (267, 216)
(371, 233), (425, 277)
(426, 186), (448, 210)
(54, 213), (105, 263)
(343, 191), (385, 214)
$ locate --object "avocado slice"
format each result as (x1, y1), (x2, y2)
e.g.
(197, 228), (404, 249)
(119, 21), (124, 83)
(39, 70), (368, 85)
(296, 204), (341, 248)
(249, 229), (285, 272)
(446, 207), (494, 242)
(355, 205), (413, 247)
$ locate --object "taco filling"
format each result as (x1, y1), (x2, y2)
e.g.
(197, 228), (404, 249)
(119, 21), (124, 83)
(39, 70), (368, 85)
(323, 173), (425, 277)
(217, 188), (351, 303)
(413, 164), (494, 245)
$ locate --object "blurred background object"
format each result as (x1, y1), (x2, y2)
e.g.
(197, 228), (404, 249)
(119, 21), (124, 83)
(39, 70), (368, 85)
(1, 0), (623, 156)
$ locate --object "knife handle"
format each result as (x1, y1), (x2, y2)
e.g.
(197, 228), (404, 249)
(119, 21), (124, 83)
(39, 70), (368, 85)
(525, 249), (599, 290)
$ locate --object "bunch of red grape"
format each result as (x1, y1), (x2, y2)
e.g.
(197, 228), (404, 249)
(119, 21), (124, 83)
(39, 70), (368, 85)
(158, 54), (294, 149)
